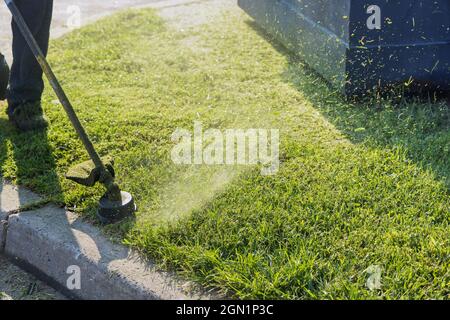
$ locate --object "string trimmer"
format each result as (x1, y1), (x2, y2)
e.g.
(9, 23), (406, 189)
(5, 0), (136, 223)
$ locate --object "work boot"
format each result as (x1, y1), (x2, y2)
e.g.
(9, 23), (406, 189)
(0, 53), (9, 100)
(8, 101), (48, 132)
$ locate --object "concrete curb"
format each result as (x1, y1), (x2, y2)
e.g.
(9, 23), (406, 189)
(0, 177), (211, 300)
(1, 178), (44, 251)
(1, 204), (211, 300)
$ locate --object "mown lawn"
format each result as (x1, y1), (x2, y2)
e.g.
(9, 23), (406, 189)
(0, 8), (448, 299)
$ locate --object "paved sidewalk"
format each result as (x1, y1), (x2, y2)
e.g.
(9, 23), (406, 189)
(0, 0), (162, 63)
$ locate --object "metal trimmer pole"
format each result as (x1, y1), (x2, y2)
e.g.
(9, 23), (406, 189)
(5, 0), (119, 199)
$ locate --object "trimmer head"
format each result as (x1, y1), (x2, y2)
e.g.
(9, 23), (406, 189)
(97, 190), (136, 224)
(66, 157), (136, 224)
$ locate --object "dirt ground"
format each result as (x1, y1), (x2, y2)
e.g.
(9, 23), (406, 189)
(0, 256), (66, 300)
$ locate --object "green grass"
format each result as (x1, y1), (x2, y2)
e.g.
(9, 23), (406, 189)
(0, 8), (448, 299)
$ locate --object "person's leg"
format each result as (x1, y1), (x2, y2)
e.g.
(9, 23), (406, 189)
(7, 0), (53, 114)
(0, 53), (9, 100)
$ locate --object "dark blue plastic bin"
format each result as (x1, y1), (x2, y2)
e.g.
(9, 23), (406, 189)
(238, 0), (450, 96)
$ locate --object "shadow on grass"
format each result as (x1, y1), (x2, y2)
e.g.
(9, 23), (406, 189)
(0, 117), (136, 291)
(246, 21), (450, 189)
(0, 117), (64, 203)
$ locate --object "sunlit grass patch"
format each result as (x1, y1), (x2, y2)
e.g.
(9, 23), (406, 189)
(0, 8), (448, 299)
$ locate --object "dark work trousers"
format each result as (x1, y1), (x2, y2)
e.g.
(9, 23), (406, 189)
(7, 0), (53, 112)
